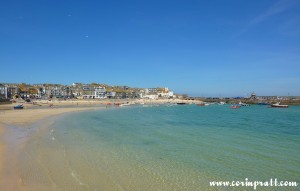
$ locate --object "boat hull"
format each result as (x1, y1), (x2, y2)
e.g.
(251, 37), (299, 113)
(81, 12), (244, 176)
(270, 105), (288, 108)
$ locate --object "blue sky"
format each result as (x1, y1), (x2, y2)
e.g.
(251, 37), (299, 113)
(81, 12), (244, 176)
(1, 0), (300, 96)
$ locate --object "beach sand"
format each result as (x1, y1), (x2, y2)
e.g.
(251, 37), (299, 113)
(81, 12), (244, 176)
(0, 104), (104, 190)
(0, 124), (5, 188)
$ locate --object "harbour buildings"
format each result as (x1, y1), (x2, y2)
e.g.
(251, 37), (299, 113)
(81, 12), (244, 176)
(1, 82), (175, 100)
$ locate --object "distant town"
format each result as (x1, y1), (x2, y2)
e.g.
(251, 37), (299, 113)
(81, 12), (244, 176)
(0, 82), (299, 104)
(0, 82), (175, 100)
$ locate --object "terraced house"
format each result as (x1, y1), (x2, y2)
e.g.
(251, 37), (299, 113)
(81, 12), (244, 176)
(0, 83), (8, 99)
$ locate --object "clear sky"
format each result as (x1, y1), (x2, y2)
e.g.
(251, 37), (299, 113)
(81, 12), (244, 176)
(1, 0), (300, 96)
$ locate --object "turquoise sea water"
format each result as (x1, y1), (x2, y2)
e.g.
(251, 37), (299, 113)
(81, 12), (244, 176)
(18, 104), (300, 190)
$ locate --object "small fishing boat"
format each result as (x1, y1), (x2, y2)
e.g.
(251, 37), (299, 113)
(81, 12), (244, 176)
(257, 102), (270, 105)
(14, 104), (24, 109)
(231, 105), (241, 109)
(196, 103), (205, 106)
(270, 102), (288, 108)
(177, 102), (186, 105)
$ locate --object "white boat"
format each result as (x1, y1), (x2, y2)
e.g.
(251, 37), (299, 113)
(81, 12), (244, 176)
(270, 102), (288, 108)
(119, 102), (132, 107)
(238, 101), (249, 106)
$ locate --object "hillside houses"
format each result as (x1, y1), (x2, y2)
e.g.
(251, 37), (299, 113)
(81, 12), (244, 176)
(0, 82), (175, 100)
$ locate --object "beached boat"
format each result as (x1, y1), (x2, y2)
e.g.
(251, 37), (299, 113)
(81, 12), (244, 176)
(231, 105), (241, 109)
(270, 102), (288, 108)
(14, 104), (24, 109)
(119, 103), (132, 107)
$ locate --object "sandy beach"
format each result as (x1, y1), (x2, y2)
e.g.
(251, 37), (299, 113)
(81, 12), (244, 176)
(0, 102), (106, 190)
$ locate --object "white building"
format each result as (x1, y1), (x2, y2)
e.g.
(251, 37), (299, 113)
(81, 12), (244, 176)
(51, 86), (63, 97)
(144, 94), (159, 99)
(107, 92), (116, 98)
(0, 84), (8, 99)
(94, 87), (106, 99)
(158, 91), (174, 98)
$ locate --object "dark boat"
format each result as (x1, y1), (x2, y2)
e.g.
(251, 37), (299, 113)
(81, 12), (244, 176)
(177, 102), (186, 105)
(14, 104), (24, 109)
(257, 102), (270, 105)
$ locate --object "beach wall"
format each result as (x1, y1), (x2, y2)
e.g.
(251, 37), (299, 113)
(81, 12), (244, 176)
(0, 99), (11, 105)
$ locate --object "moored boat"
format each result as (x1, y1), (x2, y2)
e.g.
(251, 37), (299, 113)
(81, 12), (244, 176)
(177, 102), (186, 105)
(218, 101), (226, 105)
(270, 102), (288, 108)
(196, 103), (205, 106)
(238, 101), (249, 106)
(257, 102), (270, 105)
(14, 104), (24, 109)
(120, 103), (131, 107)
(231, 105), (241, 109)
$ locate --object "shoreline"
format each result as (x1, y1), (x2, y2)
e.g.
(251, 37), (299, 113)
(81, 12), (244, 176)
(0, 104), (105, 190)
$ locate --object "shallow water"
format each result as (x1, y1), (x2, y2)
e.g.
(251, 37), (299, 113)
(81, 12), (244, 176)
(17, 105), (300, 190)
